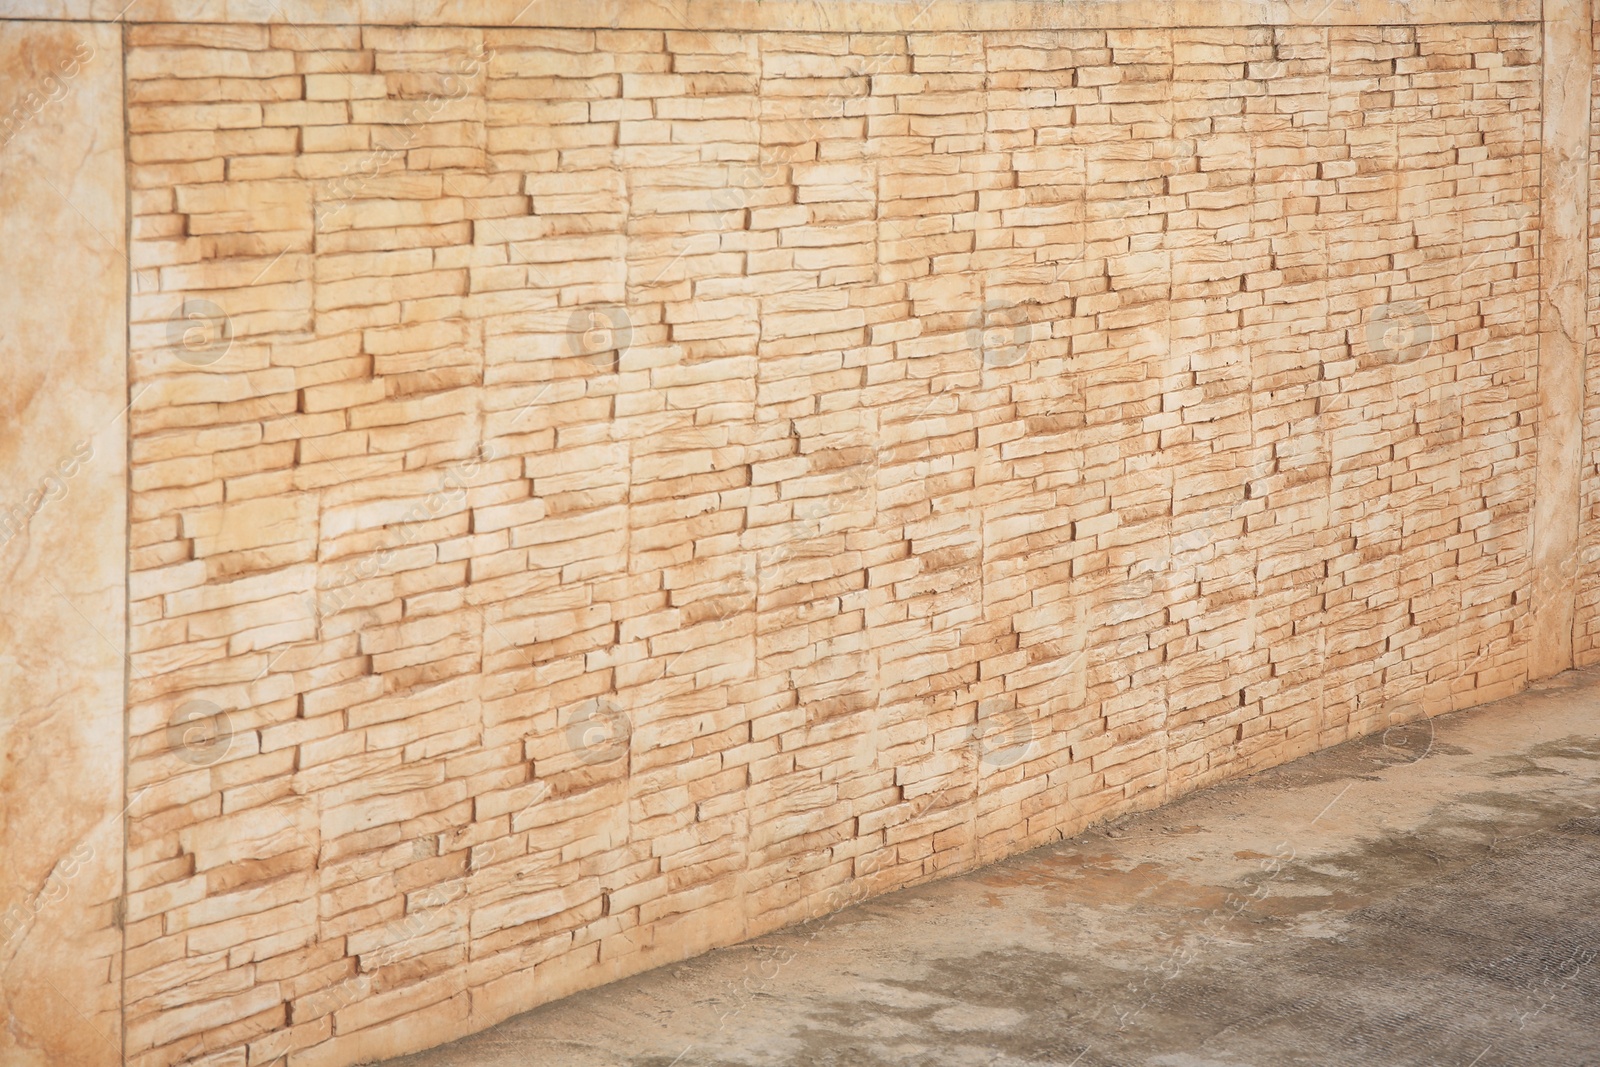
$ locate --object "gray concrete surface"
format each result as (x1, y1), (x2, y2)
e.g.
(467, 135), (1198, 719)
(379, 669), (1600, 1067)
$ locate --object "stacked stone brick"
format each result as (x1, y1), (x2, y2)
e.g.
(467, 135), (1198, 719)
(120, 20), (1542, 1067)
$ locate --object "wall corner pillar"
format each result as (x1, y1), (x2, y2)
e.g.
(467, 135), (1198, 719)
(1530, 0), (1594, 678)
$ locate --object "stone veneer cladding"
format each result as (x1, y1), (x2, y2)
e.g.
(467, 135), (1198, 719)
(3, 2), (1595, 1065)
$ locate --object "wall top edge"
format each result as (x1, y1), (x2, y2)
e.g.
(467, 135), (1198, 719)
(0, 0), (1542, 30)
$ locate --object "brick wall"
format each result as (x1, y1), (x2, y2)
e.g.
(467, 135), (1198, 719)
(114, 18), (1545, 1067)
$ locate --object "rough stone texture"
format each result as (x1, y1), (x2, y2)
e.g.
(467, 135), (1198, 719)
(0, 19), (128, 1067)
(112, 18), (1550, 1067)
(374, 666), (1600, 1067)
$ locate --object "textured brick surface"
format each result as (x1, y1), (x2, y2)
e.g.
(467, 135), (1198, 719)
(77, 15), (1566, 1067)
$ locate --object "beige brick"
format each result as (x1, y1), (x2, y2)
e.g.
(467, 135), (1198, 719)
(100, 17), (1557, 1067)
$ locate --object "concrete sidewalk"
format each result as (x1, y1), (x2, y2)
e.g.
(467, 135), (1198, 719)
(378, 670), (1600, 1067)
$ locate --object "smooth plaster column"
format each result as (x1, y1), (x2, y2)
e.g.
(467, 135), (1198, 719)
(1530, 0), (1594, 677)
(0, 19), (128, 1067)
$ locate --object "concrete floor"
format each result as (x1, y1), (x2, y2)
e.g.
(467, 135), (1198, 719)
(380, 670), (1600, 1067)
